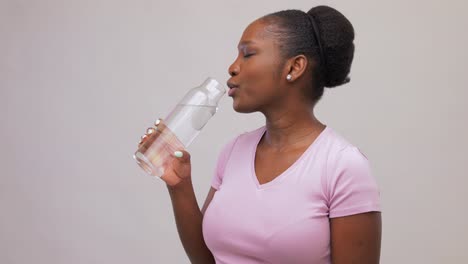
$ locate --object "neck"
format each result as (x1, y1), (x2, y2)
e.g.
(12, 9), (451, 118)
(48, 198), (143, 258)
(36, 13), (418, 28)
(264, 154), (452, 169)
(261, 105), (326, 150)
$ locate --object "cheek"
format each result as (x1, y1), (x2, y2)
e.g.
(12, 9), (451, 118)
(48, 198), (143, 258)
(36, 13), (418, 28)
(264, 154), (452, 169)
(243, 63), (280, 98)
(244, 56), (280, 83)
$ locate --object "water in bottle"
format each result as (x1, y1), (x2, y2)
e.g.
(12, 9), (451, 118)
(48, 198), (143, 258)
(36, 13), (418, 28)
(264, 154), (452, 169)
(134, 78), (225, 185)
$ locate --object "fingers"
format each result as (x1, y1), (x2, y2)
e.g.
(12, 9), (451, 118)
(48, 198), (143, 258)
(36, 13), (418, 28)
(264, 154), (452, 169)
(146, 127), (156, 134)
(138, 118), (163, 146)
(138, 134), (147, 145)
(136, 118), (192, 186)
(155, 118), (168, 132)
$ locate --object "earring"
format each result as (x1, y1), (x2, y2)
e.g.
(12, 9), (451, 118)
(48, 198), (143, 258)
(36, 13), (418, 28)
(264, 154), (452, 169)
(286, 74), (292, 81)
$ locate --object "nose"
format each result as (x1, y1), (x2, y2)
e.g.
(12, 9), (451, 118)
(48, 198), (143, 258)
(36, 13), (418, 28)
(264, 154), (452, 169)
(228, 60), (240, 77)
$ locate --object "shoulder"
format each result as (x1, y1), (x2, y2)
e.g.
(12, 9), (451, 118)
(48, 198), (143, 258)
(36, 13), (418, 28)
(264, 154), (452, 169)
(238, 125), (266, 142)
(318, 127), (370, 164)
(319, 127), (375, 190)
(211, 126), (265, 189)
(224, 125), (265, 149)
(320, 128), (380, 217)
(216, 126), (265, 158)
(321, 127), (358, 153)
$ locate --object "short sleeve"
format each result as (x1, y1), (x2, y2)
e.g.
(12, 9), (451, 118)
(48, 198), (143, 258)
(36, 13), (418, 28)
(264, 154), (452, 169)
(327, 146), (381, 218)
(211, 136), (239, 190)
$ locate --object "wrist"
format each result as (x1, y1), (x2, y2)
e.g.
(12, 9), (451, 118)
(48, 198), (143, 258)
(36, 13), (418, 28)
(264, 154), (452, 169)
(166, 177), (193, 193)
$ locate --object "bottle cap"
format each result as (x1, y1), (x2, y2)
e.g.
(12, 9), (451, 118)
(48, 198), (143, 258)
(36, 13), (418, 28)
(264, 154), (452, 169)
(202, 77), (225, 103)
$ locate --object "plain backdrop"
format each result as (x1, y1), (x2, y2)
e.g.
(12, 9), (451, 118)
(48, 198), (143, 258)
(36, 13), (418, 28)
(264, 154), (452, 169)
(1, 0), (467, 263)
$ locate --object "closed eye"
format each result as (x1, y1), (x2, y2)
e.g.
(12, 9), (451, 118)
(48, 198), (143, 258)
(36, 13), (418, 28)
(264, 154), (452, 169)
(243, 53), (254, 58)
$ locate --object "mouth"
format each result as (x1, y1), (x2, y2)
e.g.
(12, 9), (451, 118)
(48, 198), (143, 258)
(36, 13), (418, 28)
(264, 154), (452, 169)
(227, 81), (239, 97)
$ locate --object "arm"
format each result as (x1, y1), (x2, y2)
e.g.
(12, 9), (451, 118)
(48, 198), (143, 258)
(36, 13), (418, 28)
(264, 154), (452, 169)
(330, 212), (382, 264)
(327, 146), (382, 263)
(165, 151), (217, 264)
(138, 122), (218, 264)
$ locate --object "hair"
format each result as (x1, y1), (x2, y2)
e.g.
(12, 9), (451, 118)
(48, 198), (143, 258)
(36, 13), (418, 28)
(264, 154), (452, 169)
(260, 6), (355, 102)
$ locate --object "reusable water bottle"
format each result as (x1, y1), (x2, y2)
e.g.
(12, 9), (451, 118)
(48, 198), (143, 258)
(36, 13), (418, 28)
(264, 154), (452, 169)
(133, 77), (225, 185)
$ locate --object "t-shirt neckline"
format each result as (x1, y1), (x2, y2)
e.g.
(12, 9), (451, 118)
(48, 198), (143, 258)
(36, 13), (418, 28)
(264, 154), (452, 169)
(250, 125), (330, 190)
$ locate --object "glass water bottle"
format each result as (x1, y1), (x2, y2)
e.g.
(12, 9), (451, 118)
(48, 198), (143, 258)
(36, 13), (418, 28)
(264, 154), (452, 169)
(133, 77), (225, 185)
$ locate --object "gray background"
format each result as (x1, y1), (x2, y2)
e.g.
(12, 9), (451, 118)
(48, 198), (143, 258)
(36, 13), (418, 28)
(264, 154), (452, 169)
(1, 0), (467, 263)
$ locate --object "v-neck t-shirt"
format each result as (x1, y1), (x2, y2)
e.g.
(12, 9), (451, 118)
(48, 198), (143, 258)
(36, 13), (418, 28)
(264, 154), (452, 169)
(202, 126), (381, 264)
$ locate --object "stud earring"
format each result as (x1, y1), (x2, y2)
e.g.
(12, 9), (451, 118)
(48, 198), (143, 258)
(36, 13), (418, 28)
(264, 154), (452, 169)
(286, 74), (292, 81)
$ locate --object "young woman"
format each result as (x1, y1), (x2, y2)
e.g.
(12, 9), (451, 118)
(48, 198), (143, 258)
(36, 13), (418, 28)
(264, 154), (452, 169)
(140, 5), (381, 264)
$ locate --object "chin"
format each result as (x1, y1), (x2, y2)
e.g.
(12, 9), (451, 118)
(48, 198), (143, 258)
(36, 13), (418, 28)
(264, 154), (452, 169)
(232, 100), (258, 113)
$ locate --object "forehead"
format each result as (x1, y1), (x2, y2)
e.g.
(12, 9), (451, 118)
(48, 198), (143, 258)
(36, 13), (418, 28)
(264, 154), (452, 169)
(237, 20), (276, 49)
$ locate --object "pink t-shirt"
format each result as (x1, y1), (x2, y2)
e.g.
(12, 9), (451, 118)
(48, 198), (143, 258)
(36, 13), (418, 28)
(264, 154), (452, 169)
(202, 126), (381, 264)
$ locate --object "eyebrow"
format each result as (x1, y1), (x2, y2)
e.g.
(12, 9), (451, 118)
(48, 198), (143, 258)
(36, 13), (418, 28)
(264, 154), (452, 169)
(237, 40), (257, 49)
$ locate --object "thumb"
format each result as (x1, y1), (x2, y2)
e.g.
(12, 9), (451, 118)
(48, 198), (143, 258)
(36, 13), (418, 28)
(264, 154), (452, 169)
(172, 150), (191, 164)
(170, 150), (192, 181)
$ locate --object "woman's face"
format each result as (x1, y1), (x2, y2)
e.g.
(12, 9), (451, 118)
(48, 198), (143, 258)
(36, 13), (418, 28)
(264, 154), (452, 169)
(227, 19), (287, 113)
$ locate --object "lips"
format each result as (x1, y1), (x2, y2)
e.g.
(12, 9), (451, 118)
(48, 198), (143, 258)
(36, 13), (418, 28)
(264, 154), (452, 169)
(227, 81), (239, 97)
(228, 87), (238, 96)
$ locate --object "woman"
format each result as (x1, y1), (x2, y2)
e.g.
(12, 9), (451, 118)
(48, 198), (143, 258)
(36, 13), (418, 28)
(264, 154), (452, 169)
(140, 5), (381, 264)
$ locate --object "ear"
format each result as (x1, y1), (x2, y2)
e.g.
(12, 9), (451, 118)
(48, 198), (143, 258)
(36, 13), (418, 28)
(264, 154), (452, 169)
(284, 55), (309, 82)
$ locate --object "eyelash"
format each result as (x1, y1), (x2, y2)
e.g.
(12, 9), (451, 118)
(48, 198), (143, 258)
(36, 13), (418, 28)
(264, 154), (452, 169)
(243, 53), (254, 58)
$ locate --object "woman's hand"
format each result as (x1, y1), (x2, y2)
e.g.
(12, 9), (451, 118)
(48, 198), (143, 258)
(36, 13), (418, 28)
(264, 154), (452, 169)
(164, 149), (192, 186)
(138, 119), (192, 187)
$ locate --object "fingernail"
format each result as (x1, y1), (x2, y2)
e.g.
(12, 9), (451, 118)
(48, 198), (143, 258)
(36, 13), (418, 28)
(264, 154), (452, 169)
(146, 127), (155, 134)
(155, 119), (161, 126)
(174, 151), (183, 158)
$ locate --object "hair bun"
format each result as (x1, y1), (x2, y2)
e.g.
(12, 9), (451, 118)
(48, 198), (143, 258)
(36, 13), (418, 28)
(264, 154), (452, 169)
(307, 6), (355, 88)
